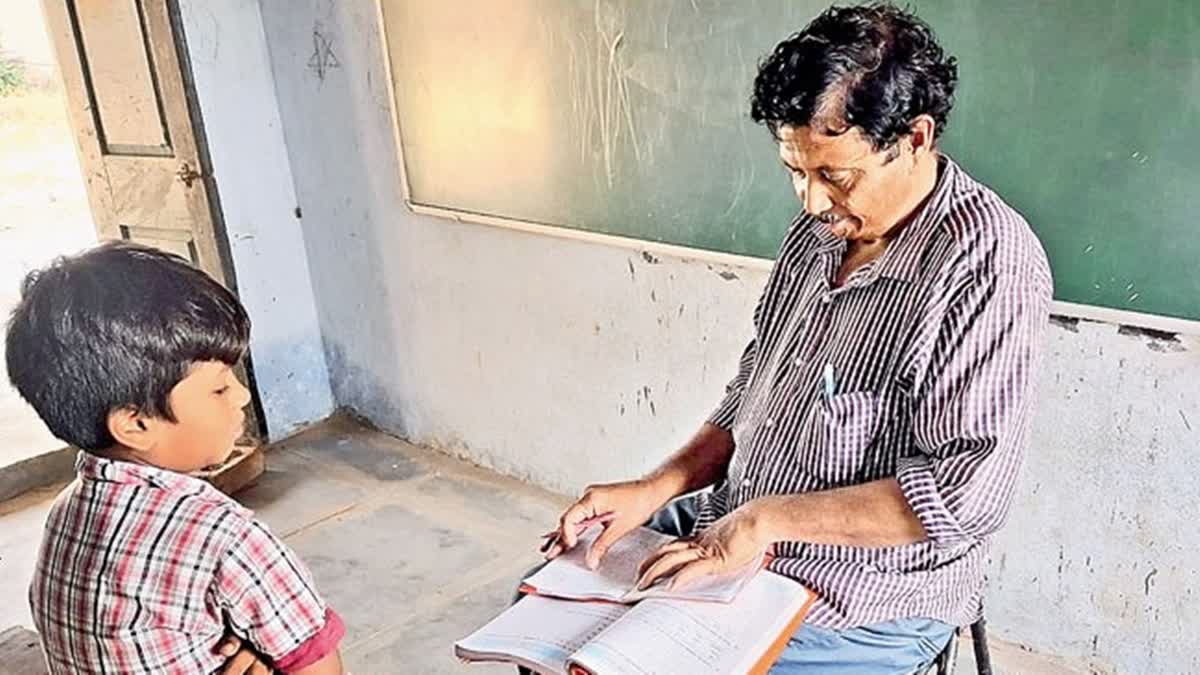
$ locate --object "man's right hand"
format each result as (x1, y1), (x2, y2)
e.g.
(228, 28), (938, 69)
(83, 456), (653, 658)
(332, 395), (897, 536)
(545, 479), (671, 569)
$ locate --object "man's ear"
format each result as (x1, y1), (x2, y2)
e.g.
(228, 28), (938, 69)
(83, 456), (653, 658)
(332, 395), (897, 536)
(107, 407), (158, 453)
(907, 114), (937, 157)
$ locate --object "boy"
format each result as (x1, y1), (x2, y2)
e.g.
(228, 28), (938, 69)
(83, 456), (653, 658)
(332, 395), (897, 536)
(5, 242), (345, 674)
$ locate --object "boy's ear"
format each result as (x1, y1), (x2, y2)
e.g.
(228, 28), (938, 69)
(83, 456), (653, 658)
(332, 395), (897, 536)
(107, 407), (159, 453)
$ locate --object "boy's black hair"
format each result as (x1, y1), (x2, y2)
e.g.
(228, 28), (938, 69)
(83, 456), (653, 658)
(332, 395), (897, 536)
(4, 242), (251, 452)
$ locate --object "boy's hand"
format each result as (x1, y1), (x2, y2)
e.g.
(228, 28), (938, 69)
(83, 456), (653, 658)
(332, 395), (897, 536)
(217, 635), (272, 674)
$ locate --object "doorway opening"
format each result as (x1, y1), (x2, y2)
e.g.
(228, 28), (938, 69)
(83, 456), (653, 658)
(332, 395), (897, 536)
(2, 1), (265, 500)
(0, 1), (98, 470)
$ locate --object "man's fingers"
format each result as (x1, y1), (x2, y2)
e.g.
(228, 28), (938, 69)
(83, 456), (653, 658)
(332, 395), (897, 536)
(219, 650), (256, 675)
(249, 660), (271, 675)
(637, 540), (692, 576)
(544, 542), (565, 559)
(557, 498), (596, 550)
(637, 550), (696, 590)
(637, 548), (701, 590)
(586, 521), (630, 570)
(668, 557), (720, 591)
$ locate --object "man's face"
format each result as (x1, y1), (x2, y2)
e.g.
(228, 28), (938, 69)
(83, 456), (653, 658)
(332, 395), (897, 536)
(151, 361), (251, 472)
(777, 123), (921, 241)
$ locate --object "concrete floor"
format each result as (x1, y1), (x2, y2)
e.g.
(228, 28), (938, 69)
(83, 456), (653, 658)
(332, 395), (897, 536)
(0, 417), (1084, 674)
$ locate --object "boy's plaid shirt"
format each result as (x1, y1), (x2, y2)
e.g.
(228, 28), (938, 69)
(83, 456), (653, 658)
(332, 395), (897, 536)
(30, 453), (344, 674)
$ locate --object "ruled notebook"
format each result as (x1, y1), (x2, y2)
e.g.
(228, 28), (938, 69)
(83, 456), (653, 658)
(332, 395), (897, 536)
(455, 570), (815, 675)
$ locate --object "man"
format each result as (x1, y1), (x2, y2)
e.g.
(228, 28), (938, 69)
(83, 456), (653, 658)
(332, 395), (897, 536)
(543, 4), (1052, 673)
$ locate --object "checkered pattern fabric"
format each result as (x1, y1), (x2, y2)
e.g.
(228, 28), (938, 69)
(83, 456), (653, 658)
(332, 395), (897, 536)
(30, 453), (343, 673)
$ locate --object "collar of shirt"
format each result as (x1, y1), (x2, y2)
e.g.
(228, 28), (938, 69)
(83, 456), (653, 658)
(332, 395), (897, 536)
(76, 451), (227, 499)
(807, 154), (959, 285)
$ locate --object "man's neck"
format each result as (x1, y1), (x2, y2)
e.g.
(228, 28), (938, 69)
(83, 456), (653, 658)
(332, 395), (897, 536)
(858, 153), (941, 247)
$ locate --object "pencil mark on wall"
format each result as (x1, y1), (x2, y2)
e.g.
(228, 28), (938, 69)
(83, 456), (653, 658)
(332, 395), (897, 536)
(308, 22), (341, 83)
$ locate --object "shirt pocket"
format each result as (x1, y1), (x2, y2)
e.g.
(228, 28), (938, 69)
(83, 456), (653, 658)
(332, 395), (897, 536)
(800, 391), (879, 485)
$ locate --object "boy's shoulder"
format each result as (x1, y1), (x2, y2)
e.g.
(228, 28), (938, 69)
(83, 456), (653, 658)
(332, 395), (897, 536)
(79, 451), (250, 504)
(34, 455), (339, 673)
(49, 453), (259, 550)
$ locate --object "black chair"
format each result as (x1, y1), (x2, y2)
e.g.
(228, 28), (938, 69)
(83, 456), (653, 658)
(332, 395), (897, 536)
(926, 617), (992, 675)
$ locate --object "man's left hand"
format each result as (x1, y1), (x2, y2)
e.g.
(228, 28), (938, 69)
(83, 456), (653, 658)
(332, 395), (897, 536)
(636, 504), (771, 591)
(216, 635), (272, 675)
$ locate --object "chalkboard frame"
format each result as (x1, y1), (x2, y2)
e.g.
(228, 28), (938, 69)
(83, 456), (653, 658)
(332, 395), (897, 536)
(373, 2), (1200, 337)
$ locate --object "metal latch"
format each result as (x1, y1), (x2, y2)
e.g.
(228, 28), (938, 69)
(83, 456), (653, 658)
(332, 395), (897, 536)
(175, 162), (203, 188)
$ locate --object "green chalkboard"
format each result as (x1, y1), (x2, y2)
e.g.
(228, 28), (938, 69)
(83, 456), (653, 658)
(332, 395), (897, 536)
(383, 0), (1200, 321)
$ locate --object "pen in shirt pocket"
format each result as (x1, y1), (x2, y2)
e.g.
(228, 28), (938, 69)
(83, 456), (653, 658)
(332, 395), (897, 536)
(823, 363), (837, 399)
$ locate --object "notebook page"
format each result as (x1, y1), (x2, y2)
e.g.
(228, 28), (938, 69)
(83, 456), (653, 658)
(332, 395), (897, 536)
(525, 527), (762, 604)
(455, 595), (628, 674)
(524, 527), (671, 602)
(567, 572), (811, 675)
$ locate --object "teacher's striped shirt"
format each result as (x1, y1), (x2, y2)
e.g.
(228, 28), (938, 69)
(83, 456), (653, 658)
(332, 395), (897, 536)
(695, 155), (1053, 630)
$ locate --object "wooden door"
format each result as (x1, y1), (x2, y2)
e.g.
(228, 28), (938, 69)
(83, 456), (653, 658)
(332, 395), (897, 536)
(41, 0), (234, 282)
(39, 0), (267, 471)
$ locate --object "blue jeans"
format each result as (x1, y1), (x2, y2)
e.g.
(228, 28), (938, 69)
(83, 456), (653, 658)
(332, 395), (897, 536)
(770, 618), (954, 674)
(517, 495), (954, 674)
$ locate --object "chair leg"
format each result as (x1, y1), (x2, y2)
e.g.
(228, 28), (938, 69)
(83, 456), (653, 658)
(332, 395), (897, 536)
(970, 619), (993, 675)
(936, 626), (959, 675)
(920, 625), (959, 675)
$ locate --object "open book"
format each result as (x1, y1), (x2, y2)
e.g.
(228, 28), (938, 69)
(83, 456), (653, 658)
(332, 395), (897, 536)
(522, 527), (766, 603)
(455, 570), (814, 675)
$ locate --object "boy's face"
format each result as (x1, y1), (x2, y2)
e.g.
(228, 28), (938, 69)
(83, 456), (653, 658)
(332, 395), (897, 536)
(146, 361), (251, 472)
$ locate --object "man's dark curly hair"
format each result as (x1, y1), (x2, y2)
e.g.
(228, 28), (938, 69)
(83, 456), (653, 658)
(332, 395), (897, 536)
(751, 4), (958, 151)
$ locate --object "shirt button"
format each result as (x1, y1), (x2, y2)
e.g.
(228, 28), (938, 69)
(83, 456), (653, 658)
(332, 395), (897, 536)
(765, 417), (775, 428)
(821, 294), (833, 304)
(793, 357), (803, 367)
(741, 478), (752, 488)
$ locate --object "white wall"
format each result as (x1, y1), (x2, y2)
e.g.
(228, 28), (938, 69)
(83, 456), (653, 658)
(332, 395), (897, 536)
(177, 0), (334, 439)
(252, 2), (1199, 673)
(992, 321), (1199, 673)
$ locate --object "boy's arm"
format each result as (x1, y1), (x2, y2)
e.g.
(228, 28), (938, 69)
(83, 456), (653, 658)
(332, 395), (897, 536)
(292, 650), (344, 675)
(215, 519), (346, 674)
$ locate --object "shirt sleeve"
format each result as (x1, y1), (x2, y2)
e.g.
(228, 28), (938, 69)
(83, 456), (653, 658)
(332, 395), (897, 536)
(896, 244), (1052, 550)
(707, 337), (758, 430)
(214, 519), (345, 672)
